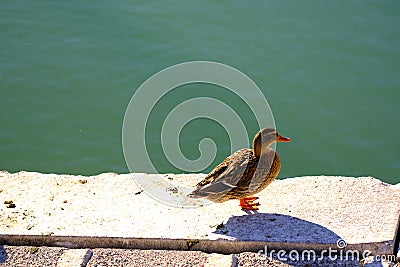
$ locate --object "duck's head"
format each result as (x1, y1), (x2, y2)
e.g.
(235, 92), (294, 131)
(253, 128), (290, 157)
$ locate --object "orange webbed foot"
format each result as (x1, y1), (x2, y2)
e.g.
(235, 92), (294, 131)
(239, 196), (260, 210)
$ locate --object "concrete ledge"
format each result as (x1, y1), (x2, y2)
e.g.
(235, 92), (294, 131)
(0, 235), (396, 256)
(0, 171), (399, 257)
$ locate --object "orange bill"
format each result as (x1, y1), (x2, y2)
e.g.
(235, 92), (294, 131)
(277, 134), (291, 142)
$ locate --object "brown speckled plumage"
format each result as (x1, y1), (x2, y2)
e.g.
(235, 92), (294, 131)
(188, 128), (289, 205)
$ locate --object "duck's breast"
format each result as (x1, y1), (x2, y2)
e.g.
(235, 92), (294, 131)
(248, 149), (280, 194)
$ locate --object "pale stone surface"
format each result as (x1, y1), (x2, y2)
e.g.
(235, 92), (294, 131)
(57, 249), (93, 267)
(0, 171), (399, 255)
(204, 253), (237, 267)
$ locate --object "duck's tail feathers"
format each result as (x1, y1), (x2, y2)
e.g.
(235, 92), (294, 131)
(187, 189), (208, 198)
(187, 181), (236, 198)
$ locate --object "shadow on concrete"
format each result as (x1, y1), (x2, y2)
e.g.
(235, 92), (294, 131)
(0, 246), (7, 264)
(214, 213), (342, 243)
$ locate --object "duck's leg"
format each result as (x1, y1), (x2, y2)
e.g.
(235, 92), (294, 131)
(239, 196), (259, 210)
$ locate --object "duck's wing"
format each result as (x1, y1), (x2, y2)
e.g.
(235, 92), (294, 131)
(196, 156), (231, 187)
(188, 149), (253, 197)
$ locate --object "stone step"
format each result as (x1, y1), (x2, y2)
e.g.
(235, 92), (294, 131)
(0, 171), (399, 258)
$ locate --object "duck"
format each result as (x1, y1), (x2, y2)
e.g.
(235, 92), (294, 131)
(187, 128), (290, 210)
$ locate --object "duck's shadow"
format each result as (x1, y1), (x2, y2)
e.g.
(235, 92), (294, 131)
(213, 212), (342, 244)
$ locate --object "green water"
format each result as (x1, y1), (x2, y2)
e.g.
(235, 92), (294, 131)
(1, 1), (399, 184)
